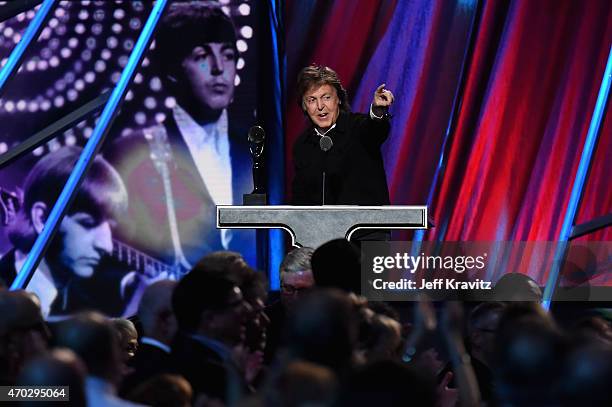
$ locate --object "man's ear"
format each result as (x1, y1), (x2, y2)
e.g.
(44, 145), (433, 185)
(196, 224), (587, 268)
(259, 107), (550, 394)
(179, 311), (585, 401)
(198, 310), (214, 331)
(30, 202), (48, 234)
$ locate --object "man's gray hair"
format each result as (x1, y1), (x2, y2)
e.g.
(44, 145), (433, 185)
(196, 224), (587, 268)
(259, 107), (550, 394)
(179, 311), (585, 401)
(280, 247), (314, 275)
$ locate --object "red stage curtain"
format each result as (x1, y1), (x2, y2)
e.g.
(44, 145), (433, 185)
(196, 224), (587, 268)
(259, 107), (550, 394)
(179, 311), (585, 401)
(285, 0), (611, 247)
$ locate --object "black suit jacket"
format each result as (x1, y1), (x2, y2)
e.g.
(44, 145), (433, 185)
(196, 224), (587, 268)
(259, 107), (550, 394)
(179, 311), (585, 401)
(105, 113), (254, 267)
(119, 342), (173, 396)
(170, 333), (248, 403)
(291, 111), (391, 205)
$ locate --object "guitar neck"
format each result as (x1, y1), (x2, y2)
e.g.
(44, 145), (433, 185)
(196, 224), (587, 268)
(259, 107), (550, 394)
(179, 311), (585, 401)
(112, 239), (174, 276)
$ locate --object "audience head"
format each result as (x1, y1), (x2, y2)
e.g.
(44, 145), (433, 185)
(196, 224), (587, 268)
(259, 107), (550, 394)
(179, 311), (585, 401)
(493, 272), (542, 301)
(467, 302), (506, 366)
(336, 360), (436, 407)
(560, 343), (612, 407)
(311, 239), (361, 294)
(358, 312), (403, 363)
(173, 265), (249, 346)
(196, 250), (247, 276)
(284, 289), (358, 374)
(17, 348), (87, 407)
(496, 302), (555, 334)
(264, 360), (337, 407)
(280, 247), (315, 308)
(137, 279), (178, 345)
(239, 268), (270, 352)
(111, 318), (138, 362)
(571, 314), (612, 346)
(54, 312), (122, 384)
(494, 318), (566, 406)
(127, 373), (193, 407)
(0, 290), (49, 383)
(182, 251), (266, 350)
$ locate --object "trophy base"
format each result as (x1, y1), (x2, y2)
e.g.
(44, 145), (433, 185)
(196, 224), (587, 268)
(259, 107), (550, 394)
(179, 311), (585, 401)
(243, 193), (267, 205)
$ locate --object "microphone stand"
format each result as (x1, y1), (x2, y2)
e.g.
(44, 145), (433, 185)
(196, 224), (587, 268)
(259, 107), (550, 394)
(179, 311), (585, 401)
(319, 134), (333, 205)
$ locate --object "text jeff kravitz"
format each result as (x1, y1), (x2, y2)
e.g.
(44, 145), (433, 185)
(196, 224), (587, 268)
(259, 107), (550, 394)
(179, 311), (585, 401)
(372, 278), (492, 290)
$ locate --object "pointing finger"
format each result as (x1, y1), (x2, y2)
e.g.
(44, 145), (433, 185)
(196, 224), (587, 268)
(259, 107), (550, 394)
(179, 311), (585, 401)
(376, 84), (386, 93)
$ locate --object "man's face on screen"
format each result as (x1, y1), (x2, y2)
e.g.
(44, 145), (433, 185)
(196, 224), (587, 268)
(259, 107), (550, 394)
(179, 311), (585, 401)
(303, 84), (340, 130)
(54, 212), (114, 278)
(180, 42), (237, 111)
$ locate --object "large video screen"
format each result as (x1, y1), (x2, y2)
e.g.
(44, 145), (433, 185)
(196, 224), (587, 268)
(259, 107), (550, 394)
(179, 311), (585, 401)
(0, 1), (260, 318)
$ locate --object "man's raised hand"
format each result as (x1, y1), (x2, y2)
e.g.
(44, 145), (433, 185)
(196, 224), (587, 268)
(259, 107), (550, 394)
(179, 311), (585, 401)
(373, 83), (395, 107)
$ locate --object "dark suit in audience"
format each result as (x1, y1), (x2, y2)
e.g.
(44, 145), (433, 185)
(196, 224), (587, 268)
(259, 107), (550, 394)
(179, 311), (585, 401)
(120, 339), (173, 396)
(171, 262), (251, 403)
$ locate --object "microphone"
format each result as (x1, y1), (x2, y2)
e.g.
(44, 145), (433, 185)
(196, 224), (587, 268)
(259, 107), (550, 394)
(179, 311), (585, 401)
(318, 135), (333, 205)
(248, 125), (265, 145)
(319, 135), (333, 152)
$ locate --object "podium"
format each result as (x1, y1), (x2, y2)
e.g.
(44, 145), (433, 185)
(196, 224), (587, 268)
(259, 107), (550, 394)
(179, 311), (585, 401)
(217, 205), (428, 248)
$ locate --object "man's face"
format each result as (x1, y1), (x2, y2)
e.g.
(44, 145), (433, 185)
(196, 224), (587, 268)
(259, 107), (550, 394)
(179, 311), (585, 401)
(211, 286), (250, 346)
(55, 212), (114, 278)
(281, 270), (314, 308)
(244, 297), (270, 351)
(471, 311), (502, 364)
(180, 42), (236, 111)
(303, 84), (340, 130)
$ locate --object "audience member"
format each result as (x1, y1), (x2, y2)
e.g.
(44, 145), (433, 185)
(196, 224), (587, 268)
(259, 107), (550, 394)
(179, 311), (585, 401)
(493, 272), (542, 302)
(494, 317), (566, 406)
(358, 312), (403, 363)
(0, 290), (49, 385)
(571, 314), (612, 346)
(111, 317), (139, 378)
(17, 348), (87, 407)
(279, 248), (315, 308)
(258, 360), (337, 407)
(2, 238), (610, 407)
(438, 301), (506, 403)
(192, 251), (269, 384)
(171, 265), (251, 403)
(120, 280), (177, 394)
(560, 342), (612, 407)
(311, 239), (361, 293)
(112, 318), (139, 361)
(265, 247), (315, 363)
(54, 312), (144, 407)
(335, 360), (436, 407)
(126, 373), (192, 407)
(283, 288), (358, 376)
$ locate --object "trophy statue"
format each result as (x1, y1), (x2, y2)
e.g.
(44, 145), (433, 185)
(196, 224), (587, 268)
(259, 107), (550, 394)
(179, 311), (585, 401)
(244, 125), (267, 205)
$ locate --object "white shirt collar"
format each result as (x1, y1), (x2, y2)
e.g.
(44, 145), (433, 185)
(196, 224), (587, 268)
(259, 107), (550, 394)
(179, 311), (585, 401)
(172, 104), (234, 249)
(314, 122), (337, 137)
(15, 251), (57, 319)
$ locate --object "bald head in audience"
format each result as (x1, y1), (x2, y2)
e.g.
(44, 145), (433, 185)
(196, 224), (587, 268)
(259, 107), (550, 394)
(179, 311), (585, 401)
(17, 348), (87, 406)
(54, 312), (122, 385)
(137, 280), (178, 346)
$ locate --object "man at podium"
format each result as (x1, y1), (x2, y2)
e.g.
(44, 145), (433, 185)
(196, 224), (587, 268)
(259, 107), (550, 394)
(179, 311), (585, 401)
(291, 64), (394, 207)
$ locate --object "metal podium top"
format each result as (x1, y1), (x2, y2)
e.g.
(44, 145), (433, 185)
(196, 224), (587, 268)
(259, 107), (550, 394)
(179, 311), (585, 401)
(217, 205), (427, 248)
